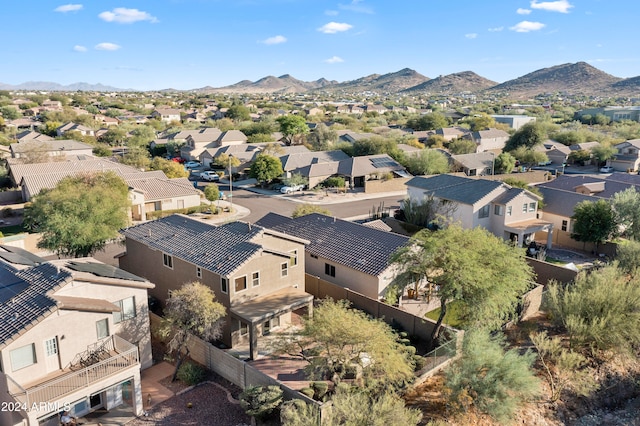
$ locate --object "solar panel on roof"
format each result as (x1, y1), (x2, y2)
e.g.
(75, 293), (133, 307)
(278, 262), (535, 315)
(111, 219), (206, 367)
(66, 262), (147, 282)
(0, 245), (45, 265)
(370, 157), (399, 168)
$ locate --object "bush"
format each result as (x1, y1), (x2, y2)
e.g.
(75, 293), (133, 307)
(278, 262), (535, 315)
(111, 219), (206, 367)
(310, 381), (329, 401)
(176, 362), (206, 385)
(280, 399), (320, 426)
(300, 387), (315, 398)
(1, 207), (14, 218)
(323, 176), (345, 188)
(240, 385), (284, 421)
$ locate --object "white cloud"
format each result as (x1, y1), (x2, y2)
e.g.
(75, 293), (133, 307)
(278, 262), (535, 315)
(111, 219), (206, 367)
(325, 10), (339, 16)
(260, 35), (287, 45)
(465, 33), (478, 39)
(73, 45), (87, 52)
(99, 8), (158, 24)
(54, 4), (83, 12)
(324, 56), (344, 64)
(517, 8), (532, 15)
(510, 21), (546, 32)
(530, 0), (573, 13)
(318, 22), (353, 34)
(488, 26), (504, 32)
(95, 42), (121, 51)
(338, 0), (373, 14)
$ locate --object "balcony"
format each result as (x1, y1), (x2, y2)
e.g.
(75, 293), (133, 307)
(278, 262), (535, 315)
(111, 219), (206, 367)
(7, 335), (139, 409)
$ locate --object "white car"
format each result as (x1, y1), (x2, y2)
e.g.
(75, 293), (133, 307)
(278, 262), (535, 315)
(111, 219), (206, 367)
(199, 171), (220, 182)
(184, 161), (201, 169)
(280, 184), (304, 194)
(599, 166), (614, 173)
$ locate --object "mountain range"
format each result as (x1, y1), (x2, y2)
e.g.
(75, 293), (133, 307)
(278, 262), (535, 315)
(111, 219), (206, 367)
(2, 62), (639, 98)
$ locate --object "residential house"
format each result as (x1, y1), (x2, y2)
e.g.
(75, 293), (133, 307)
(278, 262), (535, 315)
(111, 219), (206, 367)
(0, 246), (153, 426)
(118, 215), (313, 360)
(464, 128), (510, 152)
(435, 127), (469, 142)
(41, 100), (63, 111)
(56, 122), (96, 138)
(338, 131), (376, 144)
(491, 114), (536, 130)
(279, 150), (349, 185)
(575, 106), (640, 123)
(9, 139), (94, 160)
(255, 213), (410, 300)
(451, 152), (495, 176)
(337, 154), (410, 188)
(406, 174), (553, 247)
(150, 108), (181, 123)
(179, 128), (248, 161)
(609, 139), (640, 172)
(536, 173), (640, 200)
(14, 131), (54, 143)
(536, 140), (571, 165)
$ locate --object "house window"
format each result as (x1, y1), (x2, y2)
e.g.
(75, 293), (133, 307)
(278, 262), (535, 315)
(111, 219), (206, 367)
(529, 202), (536, 212)
(154, 201), (162, 211)
(221, 278), (228, 294)
(163, 253), (173, 269)
(239, 321), (248, 336)
(281, 262), (288, 277)
(290, 250), (298, 266)
(522, 203), (528, 213)
(562, 220), (568, 232)
(44, 337), (58, 357)
(113, 297), (136, 323)
(325, 263), (336, 277)
(494, 205), (504, 216)
(10, 344), (36, 371)
(507, 206), (512, 216)
(235, 276), (247, 292)
(252, 272), (260, 287)
(478, 205), (490, 219)
(96, 318), (110, 339)
(196, 267), (202, 279)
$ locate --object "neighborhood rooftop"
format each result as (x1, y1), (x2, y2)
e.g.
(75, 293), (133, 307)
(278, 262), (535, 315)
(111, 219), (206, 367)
(406, 174), (504, 205)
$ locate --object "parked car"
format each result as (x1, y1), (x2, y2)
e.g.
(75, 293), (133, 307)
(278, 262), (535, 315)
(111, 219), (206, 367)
(280, 184), (305, 194)
(171, 157), (185, 164)
(184, 161), (201, 169)
(200, 171), (220, 182)
(599, 166), (614, 173)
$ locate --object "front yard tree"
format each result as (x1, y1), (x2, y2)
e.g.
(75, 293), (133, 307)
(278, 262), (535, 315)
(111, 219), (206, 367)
(504, 121), (547, 151)
(494, 152), (517, 174)
(24, 171), (130, 257)
(611, 187), (640, 241)
(149, 156), (189, 178)
(214, 152), (241, 173)
(249, 154), (283, 186)
(390, 225), (534, 340)
(158, 282), (226, 381)
(271, 299), (414, 388)
(571, 199), (616, 252)
(590, 144), (617, 167)
(204, 183), (220, 208)
(276, 114), (309, 145)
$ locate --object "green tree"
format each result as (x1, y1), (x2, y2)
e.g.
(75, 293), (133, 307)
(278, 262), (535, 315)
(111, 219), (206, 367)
(226, 103), (252, 121)
(306, 123), (338, 151)
(403, 149), (450, 175)
(504, 121), (547, 151)
(389, 225), (534, 340)
(571, 199), (616, 252)
(291, 203), (331, 218)
(24, 172), (130, 257)
(276, 115), (309, 145)
(239, 385), (283, 424)
(463, 113), (496, 131)
(204, 183), (220, 207)
(0, 106), (20, 120)
(509, 145), (548, 167)
(158, 282), (226, 381)
(323, 387), (422, 426)
(447, 138), (477, 155)
(546, 265), (640, 353)
(616, 240), (640, 276)
(149, 157), (189, 178)
(214, 152), (241, 172)
(568, 149), (592, 165)
(249, 154), (283, 186)
(406, 113), (449, 131)
(494, 152), (516, 174)
(271, 299), (414, 388)
(444, 330), (540, 423)
(590, 143), (617, 167)
(99, 127), (127, 146)
(611, 187), (640, 241)
(120, 145), (151, 169)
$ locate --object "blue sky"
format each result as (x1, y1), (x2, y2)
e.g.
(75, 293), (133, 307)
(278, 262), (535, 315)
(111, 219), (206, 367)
(2, 0), (639, 90)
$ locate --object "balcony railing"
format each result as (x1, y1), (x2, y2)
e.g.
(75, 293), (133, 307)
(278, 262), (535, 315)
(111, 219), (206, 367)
(7, 335), (139, 409)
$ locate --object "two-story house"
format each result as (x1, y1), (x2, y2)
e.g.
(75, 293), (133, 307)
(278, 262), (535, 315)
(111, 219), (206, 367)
(179, 128), (249, 161)
(0, 246), (153, 426)
(406, 174), (553, 248)
(118, 215), (313, 360)
(255, 213), (410, 300)
(150, 108), (181, 124)
(609, 139), (640, 172)
(464, 128), (510, 152)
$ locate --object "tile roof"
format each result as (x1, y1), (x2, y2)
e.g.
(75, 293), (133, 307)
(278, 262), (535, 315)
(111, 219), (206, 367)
(537, 187), (597, 217)
(121, 215), (267, 277)
(255, 213), (409, 277)
(10, 139), (93, 154)
(538, 174), (639, 200)
(280, 150), (349, 172)
(127, 177), (199, 201)
(337, 154), (405, 177)
(10, 158), (141, 185)
(0, 262), (70, 349)
(406, 174), (503, 205)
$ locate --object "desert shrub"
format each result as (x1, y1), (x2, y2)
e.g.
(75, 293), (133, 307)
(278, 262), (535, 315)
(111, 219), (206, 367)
(300, 387), (315, 398)
(239, 385), (284, 422)
(310, 381), (329, 400)
(323, 176), (345, 188)
(176, 362), (206, 385)
(280, 399), (320, 426)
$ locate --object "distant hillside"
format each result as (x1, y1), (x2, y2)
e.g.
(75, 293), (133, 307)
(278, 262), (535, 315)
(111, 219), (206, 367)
(324, 68), (429, 93)
(0, 81), (129, 92)
(200, 74), (337, 94)
(403, 71), (497, 94)
(488, 62), (623, 98)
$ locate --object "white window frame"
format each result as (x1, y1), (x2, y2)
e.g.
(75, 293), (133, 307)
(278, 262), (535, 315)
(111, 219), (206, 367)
(290, 250), (298, 267)
(522, 203), (528, 213)
(234, 275), (247, 293)
(252, 271), (260, 287)
(528, 202), (536, 212)
(494, 205), (504, 216)
(221, 277), (228, 294)
(163, 253), (173, 269)
(10, 344), (36, 371)
(196, 266), (202, 279)
(96, 318), (110, 339)
(478, 204), (490, 219)
(281, 262), (288, 277)
(113, 296), (136, 324)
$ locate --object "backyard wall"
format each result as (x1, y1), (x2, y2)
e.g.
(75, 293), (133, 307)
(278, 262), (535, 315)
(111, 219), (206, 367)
(526, 257), (578, 285)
